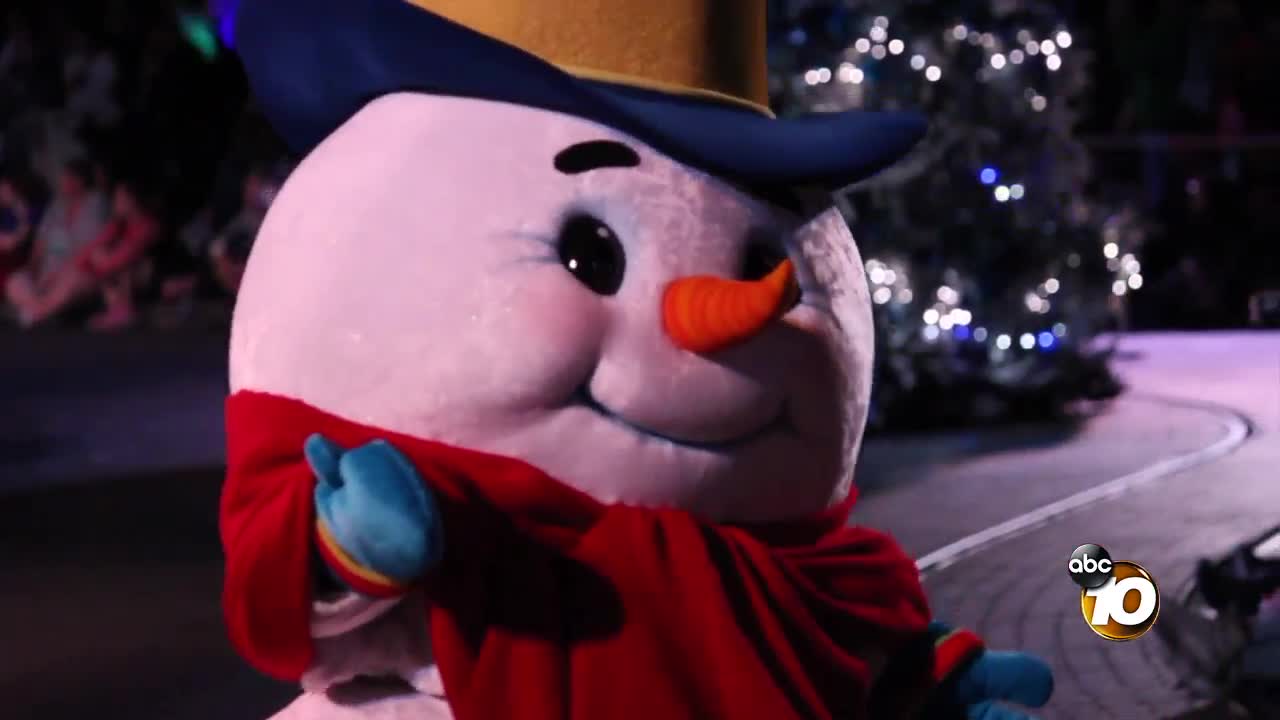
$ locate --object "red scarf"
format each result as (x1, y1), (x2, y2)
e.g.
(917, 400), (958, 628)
(221, 391), (952, 719)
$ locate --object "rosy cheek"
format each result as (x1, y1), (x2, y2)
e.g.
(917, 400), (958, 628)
(456, 267), (610, 410)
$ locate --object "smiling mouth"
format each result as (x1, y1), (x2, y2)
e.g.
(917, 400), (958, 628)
(570, 385), (790, 452)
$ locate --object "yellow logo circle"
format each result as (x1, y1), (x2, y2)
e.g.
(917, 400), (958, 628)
(1079, 561), (1160, 641)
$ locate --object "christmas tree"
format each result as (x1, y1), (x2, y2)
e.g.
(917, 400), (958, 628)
(767, 0), (1132, 431)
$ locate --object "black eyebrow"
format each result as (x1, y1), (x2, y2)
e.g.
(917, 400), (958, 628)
(554, 140), (641, 174)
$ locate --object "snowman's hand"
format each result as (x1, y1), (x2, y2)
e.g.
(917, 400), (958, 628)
(957, 648), (1054, 707)
(307, 434), (444, 597)
(922, 622), (1053, 720)
(953, 651), (1054, 719)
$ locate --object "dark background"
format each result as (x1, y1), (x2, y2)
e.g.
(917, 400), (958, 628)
(4, 0), (1278, 330)
(2, 2), (1279, 719)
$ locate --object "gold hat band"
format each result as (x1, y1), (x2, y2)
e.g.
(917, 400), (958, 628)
(407, 0), (774, 117)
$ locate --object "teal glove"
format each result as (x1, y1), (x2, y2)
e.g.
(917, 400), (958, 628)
(307, 434), (443, 596)
(927, 621), (1054, 720)
(953, 649), (1054, 720)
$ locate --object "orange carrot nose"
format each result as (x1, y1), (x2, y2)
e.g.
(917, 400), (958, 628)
(662, 260), (800, 354)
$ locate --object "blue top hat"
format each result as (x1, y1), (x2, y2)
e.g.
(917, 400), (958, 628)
(235, 0), (928, 189)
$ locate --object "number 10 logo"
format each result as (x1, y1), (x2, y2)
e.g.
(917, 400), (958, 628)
(1080, 561), (1160, 641)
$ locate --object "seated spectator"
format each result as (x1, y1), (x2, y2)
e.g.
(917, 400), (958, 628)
(5, 157), (109, 326)
(76, 177), (164, 330)
(62, 28), (119, 120)
(0, 167), (48, 290)
(158, 161), (285, 304)
(63, 27), (122, 160)
(209, 164), (281, 296)
(148, 211), (221, 327)
(25, 110), (89, 190)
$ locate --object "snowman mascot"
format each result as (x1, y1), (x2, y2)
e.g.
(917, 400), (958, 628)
(220, 1), (1054, 718)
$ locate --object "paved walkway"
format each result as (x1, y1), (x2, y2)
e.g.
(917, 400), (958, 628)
(853, 394), (1231, 559)
(857, 332), (1280, 720)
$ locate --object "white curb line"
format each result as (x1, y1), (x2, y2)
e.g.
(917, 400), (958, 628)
(916, 394), (1254, 575)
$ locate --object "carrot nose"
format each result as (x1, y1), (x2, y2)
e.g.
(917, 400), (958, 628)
(662, 260), (800, 354)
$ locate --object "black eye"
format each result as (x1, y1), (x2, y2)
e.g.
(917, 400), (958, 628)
(557, 213), (626, 295)
(741, 235), (789, 281)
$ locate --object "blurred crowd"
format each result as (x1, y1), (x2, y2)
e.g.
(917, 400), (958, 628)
(1, 1), (1277, 332)
(1087, 0), (1280, 136)
(0, 0), (291, 331)
(1085, 0), (1280, 328)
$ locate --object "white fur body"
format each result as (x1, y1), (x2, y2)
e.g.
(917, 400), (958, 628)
(231, 94), (875, 718)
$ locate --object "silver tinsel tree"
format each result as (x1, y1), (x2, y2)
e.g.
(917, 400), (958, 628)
(768, 0), (1135, 429)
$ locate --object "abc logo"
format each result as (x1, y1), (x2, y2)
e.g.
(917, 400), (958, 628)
(1067, 544), (1113, 589)
(1068, 544), (1159, 641)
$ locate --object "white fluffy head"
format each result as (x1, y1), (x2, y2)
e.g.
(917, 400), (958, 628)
(230, 93), (874, 523)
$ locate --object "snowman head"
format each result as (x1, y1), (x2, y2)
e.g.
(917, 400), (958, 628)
(229, 0), (925, 523)
(230, 93), (875, 523)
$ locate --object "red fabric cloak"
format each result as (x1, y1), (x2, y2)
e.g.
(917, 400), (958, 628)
(221, 390), (976, 719)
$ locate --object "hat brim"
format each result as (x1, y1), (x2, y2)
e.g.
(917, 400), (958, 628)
(236, 0), (928, 188)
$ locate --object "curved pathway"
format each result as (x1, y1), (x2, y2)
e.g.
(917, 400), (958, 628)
(855, 332), (1279, 719)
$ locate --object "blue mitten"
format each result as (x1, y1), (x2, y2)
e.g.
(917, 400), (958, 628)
(930, 622), (1054, 720)
(307, 434), (444, 597)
